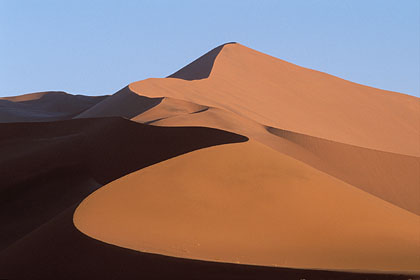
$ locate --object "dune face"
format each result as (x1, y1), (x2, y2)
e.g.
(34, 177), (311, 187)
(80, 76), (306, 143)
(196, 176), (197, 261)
(128, 97), (420, 215)
(0, 91), (107, 122)
(126, 43), (419, 156)
(268, 127), (420, 215)
(2, 207), (410, 280)
(167, 42), (236, 80)
(74, 141), (420, 272)
(76, 86), (163, 119)
(132, 97), (208, 124)
(0, 118), (246, 251)
(2, 42), (420, 279)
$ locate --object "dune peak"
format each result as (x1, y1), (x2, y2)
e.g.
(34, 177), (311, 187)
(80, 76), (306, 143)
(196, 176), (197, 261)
(167, 42), (238, 81)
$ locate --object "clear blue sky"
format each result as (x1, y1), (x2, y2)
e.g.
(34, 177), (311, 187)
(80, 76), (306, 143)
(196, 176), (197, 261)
(1, 0), (419, 97)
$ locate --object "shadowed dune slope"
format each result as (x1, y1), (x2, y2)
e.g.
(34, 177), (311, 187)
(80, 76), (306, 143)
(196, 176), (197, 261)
(0, 91), (107, 122)
(126, 43), (419, 156)
(1, 206), (413, 280)
(2, 42), (419, 279)
(0, 118), (247, 251)
(76, 86), (163, 119)
(74, 141), (420, 273)
(132, 97), (209, 124)
(167, 42), (236, 80)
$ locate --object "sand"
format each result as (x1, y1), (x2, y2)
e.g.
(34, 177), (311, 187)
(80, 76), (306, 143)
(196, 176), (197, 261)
(2, 207), (408, 280)
(1, 42), (419, 278)
(130, 97), (420, 215)
(0, 117), (246, 251)
(76, 86), (162, 119)
(74, 140), (420, 272)
(128, 43), (420, 156)
(0, 91), (107, 122)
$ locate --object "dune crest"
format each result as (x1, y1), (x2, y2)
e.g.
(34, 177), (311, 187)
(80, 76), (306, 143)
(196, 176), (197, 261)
(126, 43), (420, 156)
(75, 86), (163, 119)
(137, 101), (420, 215)
(0, 118), (246, 251)
(167, 42), (236, 80)
(71, 44), (420, 273)
(2, 42), (419, 278)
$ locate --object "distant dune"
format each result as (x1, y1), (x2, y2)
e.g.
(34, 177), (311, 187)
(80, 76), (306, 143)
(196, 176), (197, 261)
(1, 42), (419, 279)
(0, 91), (107, 122)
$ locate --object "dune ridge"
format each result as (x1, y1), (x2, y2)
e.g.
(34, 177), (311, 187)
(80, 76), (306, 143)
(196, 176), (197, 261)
(0, 91), (107, 122)
(111, 92), (420, 215)
(76, 86), (163, 119)
(0, 117), (246, 251)
(1, 42), (419, 278)
(70, 42), (420, 155)
(167, 42), (236, 80)
(75, 44), (420, 271)
(127, 43), (420, 156)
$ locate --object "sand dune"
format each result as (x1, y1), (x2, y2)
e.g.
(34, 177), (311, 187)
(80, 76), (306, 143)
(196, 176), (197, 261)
(0, 91), (107, 122)
(127, 43), (420, 156)
(2, 206), (408, 280)
(74, 140), (420, 272)
(1, 42), (419, 279)
(73, 43), (419, 156)
(0, 91), (54, 102)
(268, 127), (420, 215)
(167, 42), (235, 80)
(0, 118), (246, 251)
(128, 95), (420, 215)
(76, 86), (162, 119)
(132, 97), (208, 124)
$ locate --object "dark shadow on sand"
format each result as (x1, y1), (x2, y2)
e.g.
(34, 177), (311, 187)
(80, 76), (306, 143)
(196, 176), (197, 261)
(167, 42), (236, 81)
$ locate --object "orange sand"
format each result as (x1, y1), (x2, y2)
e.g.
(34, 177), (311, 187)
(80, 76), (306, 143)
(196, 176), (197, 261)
(74, 141), (420, 272)
(72, 43), (420, 273)
(128, 43), (419, 156)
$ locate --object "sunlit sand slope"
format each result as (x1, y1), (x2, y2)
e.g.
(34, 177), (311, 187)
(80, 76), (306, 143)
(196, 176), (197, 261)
(0, 118), (246, 250)
(74, 141), (420, 273)
(128, 43), (419, 156)
(131, 97), (420, 215)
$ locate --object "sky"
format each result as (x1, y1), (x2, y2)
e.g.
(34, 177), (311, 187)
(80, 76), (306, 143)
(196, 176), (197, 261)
(0, 0), (419, 97)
